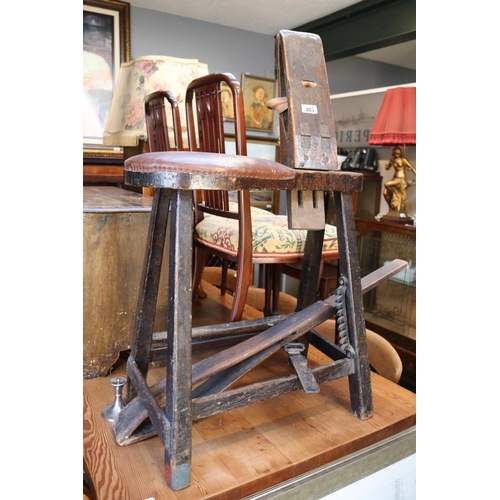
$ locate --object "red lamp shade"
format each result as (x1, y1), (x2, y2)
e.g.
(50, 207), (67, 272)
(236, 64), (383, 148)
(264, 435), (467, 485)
(368, 87), (416, 146)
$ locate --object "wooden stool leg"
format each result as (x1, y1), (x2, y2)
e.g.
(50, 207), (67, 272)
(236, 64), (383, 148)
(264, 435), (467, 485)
(263, 264), (272, 317)
(271, 263), (281, 315)
(221, 258), (229, 296)
(333, 190), (373, 420)
(192, 246), (208, 300)
(127, 188), (171, 401)
(294, 228), (325, 355)
(296, 229), (324, 312)
(163, 189), (194, 490)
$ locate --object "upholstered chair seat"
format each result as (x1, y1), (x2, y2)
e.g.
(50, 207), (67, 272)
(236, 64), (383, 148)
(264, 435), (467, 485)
(197, 209), (338, 261)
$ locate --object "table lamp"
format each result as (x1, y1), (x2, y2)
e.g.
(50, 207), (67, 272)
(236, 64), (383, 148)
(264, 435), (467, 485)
(368, 86), (416, 223)
(103, 55), (209, 152)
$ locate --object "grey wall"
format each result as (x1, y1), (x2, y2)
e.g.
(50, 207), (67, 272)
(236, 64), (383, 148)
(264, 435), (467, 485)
(130, 7), (416, 95)
(327, 57), (416, 95)
(131, 7), (276, 81)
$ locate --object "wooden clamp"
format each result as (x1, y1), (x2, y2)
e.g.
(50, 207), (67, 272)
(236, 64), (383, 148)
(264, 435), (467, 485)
(276, 30), (339, 229)
(284, 342), (320, 393)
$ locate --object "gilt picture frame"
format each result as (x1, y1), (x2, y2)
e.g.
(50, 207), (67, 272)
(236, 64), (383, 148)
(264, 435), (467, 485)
(241, 74), (277, 133)
(83, 0), (131, 162)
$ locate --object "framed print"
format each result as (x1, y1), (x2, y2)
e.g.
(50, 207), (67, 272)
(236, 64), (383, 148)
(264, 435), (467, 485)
(241, 74), (276, 133)
(220, 83), (234, 121)
(83, 0), (130, 162)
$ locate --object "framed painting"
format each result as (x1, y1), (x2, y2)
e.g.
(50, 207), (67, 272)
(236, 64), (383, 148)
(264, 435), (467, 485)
(83, 0), (130, 162)
(220, 83), (234, 121)
(241, 74), (277, 133)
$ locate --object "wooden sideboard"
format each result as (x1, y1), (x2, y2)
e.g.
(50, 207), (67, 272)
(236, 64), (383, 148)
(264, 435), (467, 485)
(83, 186), (169, 379)
(83, 142), (148, 185)
(83, 163), (124, 184)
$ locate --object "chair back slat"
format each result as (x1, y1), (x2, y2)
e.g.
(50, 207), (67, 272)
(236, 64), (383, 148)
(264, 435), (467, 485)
(186, 73), (248, 215)
(195, 84), (224, 154)
(145, 90), (183, 152)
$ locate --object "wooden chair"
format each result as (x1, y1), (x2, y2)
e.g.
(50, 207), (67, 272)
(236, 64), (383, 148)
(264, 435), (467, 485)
(185, 72), (339, 322)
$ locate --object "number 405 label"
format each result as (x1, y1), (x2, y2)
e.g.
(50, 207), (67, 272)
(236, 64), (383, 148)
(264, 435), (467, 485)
(301, 104), (318, 114)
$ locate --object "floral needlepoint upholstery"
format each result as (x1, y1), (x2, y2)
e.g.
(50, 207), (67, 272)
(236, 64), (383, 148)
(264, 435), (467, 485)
(196, 209), (338, 260)
(103, 55), (209, 147)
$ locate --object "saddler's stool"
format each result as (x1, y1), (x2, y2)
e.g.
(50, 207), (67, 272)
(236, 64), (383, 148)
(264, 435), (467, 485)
(116, 151), (405, 490)
(112, 29), (408, 492)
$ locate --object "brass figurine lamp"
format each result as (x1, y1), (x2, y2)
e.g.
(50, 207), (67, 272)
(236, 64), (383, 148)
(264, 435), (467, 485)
(368, 86), (416, 223)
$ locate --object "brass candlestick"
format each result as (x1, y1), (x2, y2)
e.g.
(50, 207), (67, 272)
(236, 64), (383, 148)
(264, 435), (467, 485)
(101, 376), (127, 422)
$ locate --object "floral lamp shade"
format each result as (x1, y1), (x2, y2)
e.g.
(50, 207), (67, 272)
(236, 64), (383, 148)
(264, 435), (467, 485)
(368, 86), (416, 146)
(103, 55), (209, 147)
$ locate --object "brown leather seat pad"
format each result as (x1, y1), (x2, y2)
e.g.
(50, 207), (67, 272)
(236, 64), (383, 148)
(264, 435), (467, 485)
(124, 151), (296, 190)
(125, 151), (294, 178)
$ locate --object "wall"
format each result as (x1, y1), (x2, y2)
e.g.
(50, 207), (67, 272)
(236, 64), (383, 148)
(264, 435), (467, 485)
(327, 56), (416, 95)
(130, 7), (276, 81)
(130, 7), (416, 96)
